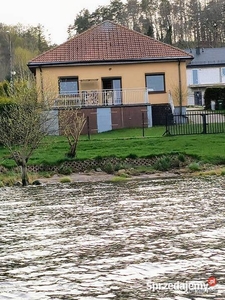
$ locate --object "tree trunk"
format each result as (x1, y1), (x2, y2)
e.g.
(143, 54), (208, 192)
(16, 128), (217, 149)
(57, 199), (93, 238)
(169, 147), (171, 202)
(68, 142), (77, 158)
(21, 160), (29, 186)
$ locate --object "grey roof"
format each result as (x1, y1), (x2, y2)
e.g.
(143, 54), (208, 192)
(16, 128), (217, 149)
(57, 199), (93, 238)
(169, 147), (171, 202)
(185, 47), (225, 67)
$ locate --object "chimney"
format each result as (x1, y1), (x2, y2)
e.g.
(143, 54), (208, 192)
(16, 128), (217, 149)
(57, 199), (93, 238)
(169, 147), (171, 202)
(196, 47), (200, 55)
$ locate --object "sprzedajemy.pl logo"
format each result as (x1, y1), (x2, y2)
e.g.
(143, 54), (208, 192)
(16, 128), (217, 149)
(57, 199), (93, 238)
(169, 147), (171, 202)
(148, 276), (218, 293)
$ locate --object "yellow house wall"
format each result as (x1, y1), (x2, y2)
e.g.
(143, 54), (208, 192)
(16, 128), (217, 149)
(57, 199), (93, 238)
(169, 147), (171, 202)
(35, 61), (188, 105)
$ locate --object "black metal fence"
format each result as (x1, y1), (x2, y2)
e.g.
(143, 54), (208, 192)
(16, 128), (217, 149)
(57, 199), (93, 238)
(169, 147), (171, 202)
(165, 110), (225, 135)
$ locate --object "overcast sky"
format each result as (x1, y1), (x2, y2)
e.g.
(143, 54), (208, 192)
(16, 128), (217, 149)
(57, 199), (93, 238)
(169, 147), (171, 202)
(1, 0), (118, 44)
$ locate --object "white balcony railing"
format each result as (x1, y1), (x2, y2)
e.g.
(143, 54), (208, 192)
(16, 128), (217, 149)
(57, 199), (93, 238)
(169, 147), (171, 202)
(54, 88), (149, 107)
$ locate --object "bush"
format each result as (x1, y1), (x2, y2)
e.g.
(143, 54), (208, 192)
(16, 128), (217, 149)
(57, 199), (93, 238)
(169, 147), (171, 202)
(102, 162), (114, 174)
(114, 163), (125, 171)
(0, 100), (15, 114)
(60, 177), (71, 183)
(58, 166), (73, 175)
(154, 156), (171, 171)
(171, 158), (180, 168)
(178, 153), (185, 162)
(188, 162), (201, 172)
(221, 169), (225, 176)
(0, 81), (10, 97)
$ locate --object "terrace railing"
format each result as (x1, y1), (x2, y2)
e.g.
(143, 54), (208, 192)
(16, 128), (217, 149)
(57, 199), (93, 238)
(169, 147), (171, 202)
(165, 110), (225, 135)
(54, 88), (148, 107)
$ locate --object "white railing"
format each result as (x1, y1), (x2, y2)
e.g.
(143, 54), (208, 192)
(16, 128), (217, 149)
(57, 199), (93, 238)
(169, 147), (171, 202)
(54, 88), (149, 107)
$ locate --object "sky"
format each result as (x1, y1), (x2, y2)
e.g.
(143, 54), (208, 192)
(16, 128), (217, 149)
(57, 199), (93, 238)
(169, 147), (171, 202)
(1, 0), (117, 45)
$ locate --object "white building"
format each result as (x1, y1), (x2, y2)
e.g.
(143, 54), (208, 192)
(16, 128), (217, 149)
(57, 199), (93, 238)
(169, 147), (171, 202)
(186, 47), (225, 106)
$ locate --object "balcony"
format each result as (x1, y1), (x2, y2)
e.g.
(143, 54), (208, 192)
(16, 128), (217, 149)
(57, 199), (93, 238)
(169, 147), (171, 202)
(54, 88), (149, 107)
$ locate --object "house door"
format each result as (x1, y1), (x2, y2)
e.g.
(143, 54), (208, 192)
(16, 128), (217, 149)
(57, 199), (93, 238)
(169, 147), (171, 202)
(194, 91), (202, 106)
(102, 78), (122, 105)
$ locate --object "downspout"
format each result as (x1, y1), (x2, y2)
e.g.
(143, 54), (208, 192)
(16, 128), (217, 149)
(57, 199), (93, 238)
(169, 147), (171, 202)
(39, 66), (44, 102)
(178, 59), (182, 115)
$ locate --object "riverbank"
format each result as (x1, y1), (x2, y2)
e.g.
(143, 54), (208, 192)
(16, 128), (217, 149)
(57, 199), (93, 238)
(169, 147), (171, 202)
(0, 160), (224, 187)
(36, 170), (181, 185)
(36, 164), (225, 185)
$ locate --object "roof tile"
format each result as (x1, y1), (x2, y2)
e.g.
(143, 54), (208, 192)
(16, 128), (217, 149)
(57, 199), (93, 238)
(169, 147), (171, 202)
(29, 21), (192, 65)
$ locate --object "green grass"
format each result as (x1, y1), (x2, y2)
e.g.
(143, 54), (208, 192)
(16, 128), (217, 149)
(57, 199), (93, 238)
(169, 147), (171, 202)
(60, 177), (71, 183)
(0, 127), (225, 168)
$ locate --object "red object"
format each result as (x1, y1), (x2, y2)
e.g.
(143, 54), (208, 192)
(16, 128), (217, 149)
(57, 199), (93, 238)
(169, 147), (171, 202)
(208, 276), (217, 287)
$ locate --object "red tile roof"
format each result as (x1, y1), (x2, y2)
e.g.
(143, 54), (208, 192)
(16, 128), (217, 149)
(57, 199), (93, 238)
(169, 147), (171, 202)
(28, 21), (193, 66)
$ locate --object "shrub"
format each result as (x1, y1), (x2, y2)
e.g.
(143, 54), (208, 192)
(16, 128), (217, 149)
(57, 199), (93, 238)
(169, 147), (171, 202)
(154, 156), (171, 171)
(0, 81), (10, 97)
(60, 177), (71, 183)
(39, 172), (53, 178)
(221, 169), (225, 176)
(188, 162), (201, 172)
(171, 158), (180, 168)
(111, 176), (128, 182)
(58, 166), (73, 175)
(102, 162), (114, 174)
(117, 172), (130, 178)
(114, 163), (125, 171)
(178, 153), (185, 162)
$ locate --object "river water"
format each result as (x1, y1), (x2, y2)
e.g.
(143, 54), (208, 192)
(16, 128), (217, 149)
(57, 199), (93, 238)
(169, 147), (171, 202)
(0, 177), (224, 300)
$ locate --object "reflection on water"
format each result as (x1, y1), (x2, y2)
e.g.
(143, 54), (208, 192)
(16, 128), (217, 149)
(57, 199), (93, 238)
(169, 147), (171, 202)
(0, 177), (224, 300)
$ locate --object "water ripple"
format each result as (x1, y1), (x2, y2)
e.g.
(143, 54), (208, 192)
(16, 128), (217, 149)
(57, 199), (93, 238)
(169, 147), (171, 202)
(0, 177), (224, 299)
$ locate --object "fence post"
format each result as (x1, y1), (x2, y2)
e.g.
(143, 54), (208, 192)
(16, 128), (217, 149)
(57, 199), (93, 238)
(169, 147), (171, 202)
(142, 112), (145, 137)
(87, 116), (90, 140)
(163, 112), (170, 136)
(201, 114), (207, 134)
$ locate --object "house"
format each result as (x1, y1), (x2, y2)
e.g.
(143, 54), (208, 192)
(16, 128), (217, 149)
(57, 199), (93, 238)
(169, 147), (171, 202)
(28, 21), (192, 132)
(186, 47), (225, 106)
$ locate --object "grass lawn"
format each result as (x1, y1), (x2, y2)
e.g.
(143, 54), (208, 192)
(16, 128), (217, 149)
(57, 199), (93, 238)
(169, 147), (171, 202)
(0, 127), (225, 168)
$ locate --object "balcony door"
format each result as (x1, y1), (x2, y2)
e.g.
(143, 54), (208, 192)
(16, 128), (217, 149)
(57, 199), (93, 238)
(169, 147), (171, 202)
(102, 78), (122, 105)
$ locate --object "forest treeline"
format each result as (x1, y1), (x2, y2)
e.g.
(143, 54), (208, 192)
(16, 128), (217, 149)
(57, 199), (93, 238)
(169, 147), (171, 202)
(68, 0), (225, 49)
(0, 23), (54, 81)
(0, 0), (225, 82)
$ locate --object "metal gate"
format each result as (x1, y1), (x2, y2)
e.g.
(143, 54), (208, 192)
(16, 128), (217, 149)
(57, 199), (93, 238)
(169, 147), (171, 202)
(165, 110), (225, 135)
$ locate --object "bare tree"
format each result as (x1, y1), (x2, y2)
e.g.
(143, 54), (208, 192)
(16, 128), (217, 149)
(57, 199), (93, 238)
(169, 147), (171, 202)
(169, 83), (189, 113)
(0, 78), (55, 186)
(59, 108), (86, 158)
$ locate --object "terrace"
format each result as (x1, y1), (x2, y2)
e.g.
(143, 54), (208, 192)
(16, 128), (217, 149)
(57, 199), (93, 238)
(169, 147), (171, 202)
(54, 88), (149, 107)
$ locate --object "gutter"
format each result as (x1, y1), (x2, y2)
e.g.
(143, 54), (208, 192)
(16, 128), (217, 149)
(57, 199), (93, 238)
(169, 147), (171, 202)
(28, 56), (192, 69)
(178, 59), (182, 114)
(39, 66), (44, 102)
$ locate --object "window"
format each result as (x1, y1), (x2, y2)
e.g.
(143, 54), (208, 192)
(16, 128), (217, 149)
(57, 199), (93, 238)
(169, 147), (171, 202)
(146, 74), (165, 92)
(221, 68), (225, 77)
(192, 70), (199, 84)
(59, 77), (78, 95)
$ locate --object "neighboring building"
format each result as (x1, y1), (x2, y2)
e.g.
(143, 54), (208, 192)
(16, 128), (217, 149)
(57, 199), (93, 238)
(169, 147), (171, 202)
(186, 47), (225, 106)
(28, 21), (192, 131)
